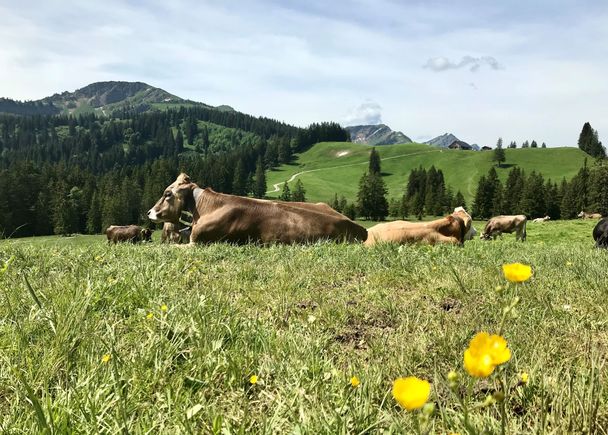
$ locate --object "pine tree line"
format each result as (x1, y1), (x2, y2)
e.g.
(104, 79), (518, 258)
(0, 109), (349, 238)
(471, 160), (608, 219)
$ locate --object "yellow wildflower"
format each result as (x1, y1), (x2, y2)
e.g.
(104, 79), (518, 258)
(519, 372), (529, 384)
(160, 304), (168, 312)
(566, 261), (573, 267)
(101, 354), (111, 364)
(502, 263), (532, 283)
(350, 376), (360, 388)
(392, 376), (431, 411)
(463, 332), (511, 378)
(250, 375), (258, 385)
(146, 312), (153, 320)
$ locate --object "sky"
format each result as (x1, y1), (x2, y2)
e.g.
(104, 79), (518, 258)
(1, 0), (608, 147)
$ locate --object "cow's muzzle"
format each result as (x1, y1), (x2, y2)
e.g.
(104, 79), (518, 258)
(147, 208), (161, 223)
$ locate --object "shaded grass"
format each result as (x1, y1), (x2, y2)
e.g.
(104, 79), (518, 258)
(0, 220), (606, 433)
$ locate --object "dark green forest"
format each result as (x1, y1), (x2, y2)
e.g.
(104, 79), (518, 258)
(0, 106), (348, 238)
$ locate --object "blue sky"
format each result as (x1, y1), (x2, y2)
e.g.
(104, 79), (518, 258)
(1, 0), (607, 147)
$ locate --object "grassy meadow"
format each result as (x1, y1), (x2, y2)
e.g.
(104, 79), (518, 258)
(0, 219), (607, 433)
(266, 142), (589, 203)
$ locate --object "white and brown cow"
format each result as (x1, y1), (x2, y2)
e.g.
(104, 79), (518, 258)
(147, 174), (367, 244)
(578, 211), (603, 220)
(365, 207), (474, 246)
(480, 215), (527, 241)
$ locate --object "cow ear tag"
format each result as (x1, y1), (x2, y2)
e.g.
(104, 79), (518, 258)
(179, 210), (194, 227)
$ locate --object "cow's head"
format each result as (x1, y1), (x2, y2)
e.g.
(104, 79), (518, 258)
(453, 207), (475, 241)
(141, 228), (153, 242)
(147, 173), (194, 224)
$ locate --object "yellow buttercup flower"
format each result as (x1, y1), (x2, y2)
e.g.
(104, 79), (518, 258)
(502, 263), (532, 283)
(350, 376), (360, 388)
(392, 376), (431, 410)
(101, 354), (111, 364)
(464, 332), (511, 378)
(519, 372), (529, 384)
(146, 312), (153, 320)
(250, 375), (258, 385)
(160, 304), (168, 312)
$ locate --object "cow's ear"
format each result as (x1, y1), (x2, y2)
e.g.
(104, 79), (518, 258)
(175, 173), (191, 185)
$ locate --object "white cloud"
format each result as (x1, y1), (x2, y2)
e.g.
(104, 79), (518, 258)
(343, 100), (383, 126)
(424, 56), (503, 72)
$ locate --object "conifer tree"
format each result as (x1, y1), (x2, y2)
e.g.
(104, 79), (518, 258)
(292, 179), (306, 202)
(86, 191), (102, 234)
(278, 181), (291, 201)
(502, 167), (525, 214)
(453, 190), (466, 211)
(493, 137), (506, 167)
(356, 173), (388, 220)
(368, 147), (381, 175)
(331, 193), (341, 212)
(253, 156), (267, 198)
(232, 159), (248, 196)
(520, 171), (546, 217)
(589, 165), (608, 215)
(278, 136), (293, 164)
(175, 128), (184, 152)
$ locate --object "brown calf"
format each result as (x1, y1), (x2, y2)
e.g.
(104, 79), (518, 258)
(106, 225), (152, 244)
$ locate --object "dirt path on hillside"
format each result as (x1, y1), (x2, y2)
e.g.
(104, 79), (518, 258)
(267, 149), (441, 194)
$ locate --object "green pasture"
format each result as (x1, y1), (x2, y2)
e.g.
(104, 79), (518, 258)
(266, 142), (589, 203)
(0, 219), (606, 433)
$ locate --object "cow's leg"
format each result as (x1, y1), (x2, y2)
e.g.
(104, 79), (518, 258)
(434, 234), (461, 245)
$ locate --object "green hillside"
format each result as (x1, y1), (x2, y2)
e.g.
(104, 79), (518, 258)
(266, 142), (589, 203)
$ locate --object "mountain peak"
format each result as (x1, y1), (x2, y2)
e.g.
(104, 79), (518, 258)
(345, 124), (412, 145)
(41, 81), (187, 113)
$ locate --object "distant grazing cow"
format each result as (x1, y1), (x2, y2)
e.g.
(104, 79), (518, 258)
(365, 207), (474, 246)
(532, 216), (551, 223)
(161, 222), (191, 244)
(147, 173), (367, 244)
(480, 215), (527, 241)
(578, 211), (603, 219)
(106, 225), (152, 244)
(593, 218), (608, 248)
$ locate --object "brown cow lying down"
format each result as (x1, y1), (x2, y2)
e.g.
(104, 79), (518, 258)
(161, 222), (191, 244)
(106, 225), (152, 244)
(365, 207), (474, 246)
(480, 215), (527, 241)
(147, 174), (367, 244)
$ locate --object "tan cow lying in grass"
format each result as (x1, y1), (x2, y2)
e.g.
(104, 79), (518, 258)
(147, 174), (367, 244)
(365, 207), (474, 246)
(578, 211), (603, 219)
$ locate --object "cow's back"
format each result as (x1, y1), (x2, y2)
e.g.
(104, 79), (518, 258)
(193, 199), (367, 244)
